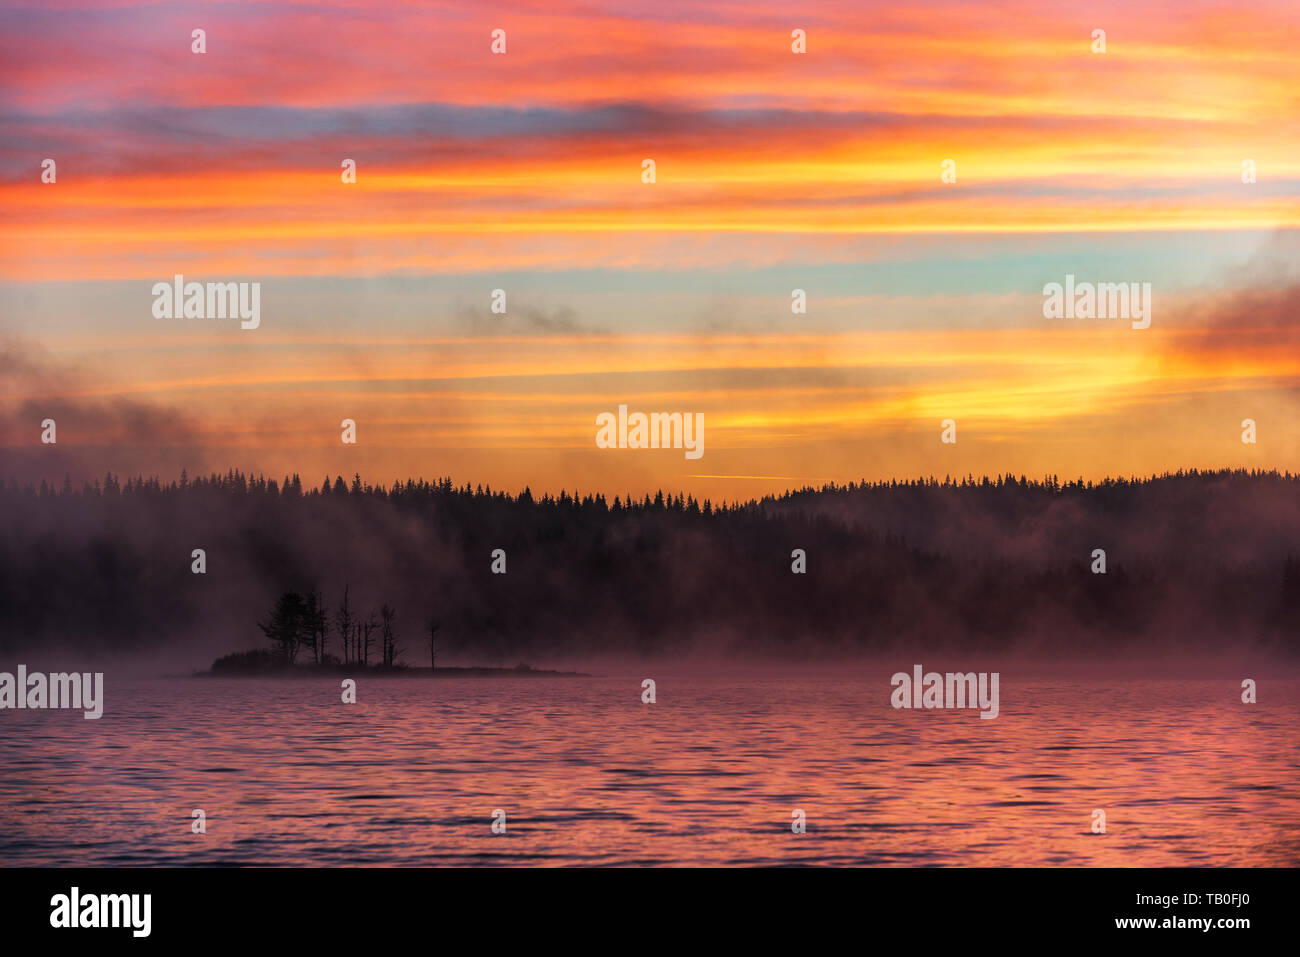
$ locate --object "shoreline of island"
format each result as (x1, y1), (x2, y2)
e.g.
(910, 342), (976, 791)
(199, 650), (590, 678)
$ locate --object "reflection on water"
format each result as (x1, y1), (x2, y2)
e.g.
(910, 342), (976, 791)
(1, 676), (1296, 866)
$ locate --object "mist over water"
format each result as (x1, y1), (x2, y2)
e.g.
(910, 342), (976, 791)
(4, 470), (1299, 665)
(2, 672), (1296, 866)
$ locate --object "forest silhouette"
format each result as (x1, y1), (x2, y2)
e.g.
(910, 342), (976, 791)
(1, 468), (1297, 661)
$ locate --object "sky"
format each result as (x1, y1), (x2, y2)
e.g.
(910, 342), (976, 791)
(1, 0), (1298, 500)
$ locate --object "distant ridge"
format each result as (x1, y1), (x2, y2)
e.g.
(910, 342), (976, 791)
(3, 468), (1297, 660)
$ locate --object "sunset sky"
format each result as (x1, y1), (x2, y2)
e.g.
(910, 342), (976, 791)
(2, 0), (1298, 499)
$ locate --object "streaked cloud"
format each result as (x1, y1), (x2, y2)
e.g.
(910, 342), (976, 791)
(1, 0), (1296, 496)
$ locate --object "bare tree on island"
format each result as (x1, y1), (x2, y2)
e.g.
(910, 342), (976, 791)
(335, 585), (355, 665)
(380, 603), (400, 668)
(361, 611), (379, 667)
(426, 617), (440, 670)
(305, 585), (328, 663)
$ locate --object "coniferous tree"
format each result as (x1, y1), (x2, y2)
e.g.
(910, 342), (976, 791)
(258, 591), (308, 664)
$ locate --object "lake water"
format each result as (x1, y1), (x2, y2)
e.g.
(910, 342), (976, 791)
(1, 675), (1297, 866)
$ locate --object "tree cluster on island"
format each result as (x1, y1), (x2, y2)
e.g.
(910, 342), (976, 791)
(211, 586), (440, 673)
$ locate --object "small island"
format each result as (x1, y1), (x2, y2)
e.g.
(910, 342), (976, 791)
(203, 587), (588, 678)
